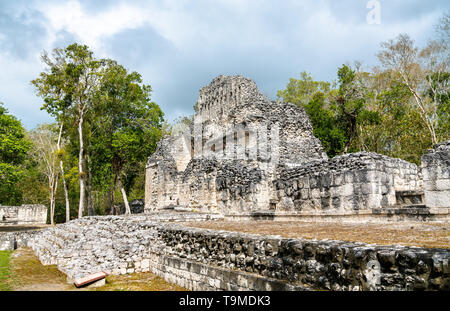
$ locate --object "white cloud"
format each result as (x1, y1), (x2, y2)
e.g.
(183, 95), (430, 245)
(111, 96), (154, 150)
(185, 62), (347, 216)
(36, 0), (149, 54)
(0, 0), (447, 127)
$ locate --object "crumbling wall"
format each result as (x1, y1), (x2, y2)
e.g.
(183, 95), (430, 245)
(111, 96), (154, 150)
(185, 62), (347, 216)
(0, 205), (47, 225)
(0, 230), (41, 250)
(26, 216), (450, 291)
(274, 152), (422, 213)
(178, 159), (268, 214)
(145, 137), (180, 211)
(144, 75), (447, 219)
(422, 141), (450, 209)
(144, 75), (327, 214)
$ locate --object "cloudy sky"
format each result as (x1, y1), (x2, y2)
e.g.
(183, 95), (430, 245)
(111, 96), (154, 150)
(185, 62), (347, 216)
(0, 0), (448, 129)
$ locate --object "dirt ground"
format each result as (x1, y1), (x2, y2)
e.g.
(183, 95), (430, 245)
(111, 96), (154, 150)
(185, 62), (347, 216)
(181, 220), (450, 249)
(6, 247), (186, 291)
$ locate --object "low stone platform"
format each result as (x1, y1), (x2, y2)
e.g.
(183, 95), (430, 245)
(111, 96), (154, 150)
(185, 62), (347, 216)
(0, 225), (47, 251)
(21, 216), (450, 291)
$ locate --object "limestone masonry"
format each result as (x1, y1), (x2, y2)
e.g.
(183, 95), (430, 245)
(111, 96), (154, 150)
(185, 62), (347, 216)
(0, 204), (47, 226)
(2, 75), (449, 291)
(145, 75), (449, 220)
(21, 215), (450, 291)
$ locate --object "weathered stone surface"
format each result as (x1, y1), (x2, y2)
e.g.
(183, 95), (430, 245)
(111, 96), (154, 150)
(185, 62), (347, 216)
(422, 141), (450, 209)
(145, 75), (328, 214)
(0, 205), (47, 226)
(143, 75), (448, 221)
(0, 229), (42, 250)
(25, 216), (450, 291)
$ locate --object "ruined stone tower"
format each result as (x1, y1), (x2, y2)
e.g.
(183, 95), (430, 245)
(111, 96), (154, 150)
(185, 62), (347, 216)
(145, 75), (327, 214)
(145, 75), (449, 220)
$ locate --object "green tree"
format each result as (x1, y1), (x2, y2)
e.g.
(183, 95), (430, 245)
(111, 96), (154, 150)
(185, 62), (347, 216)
(377, 33), (449, 144)
(91, 60), (164, 214)
(303, 92), (347, 157)
(32, 43), (106, 218)
(0, 103), (31, 205)
(277, 71), (331, 107)
(277, 68), (378, 157)
(28, 124), (62, 224)
(334, 64), (380, 153)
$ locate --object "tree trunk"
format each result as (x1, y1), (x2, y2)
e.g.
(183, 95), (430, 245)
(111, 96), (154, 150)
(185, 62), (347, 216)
(59, 161), (70, 222)
(57, 123), (70, 222)
(49, 175), (58, 225)
(78, 111), (86, 218)
(109, 186), (115, 215)
(118, 175), (131, 215)
(86, 155), (95, 216)
(60, 162), (70, 222)
(49, 188), (54, 226)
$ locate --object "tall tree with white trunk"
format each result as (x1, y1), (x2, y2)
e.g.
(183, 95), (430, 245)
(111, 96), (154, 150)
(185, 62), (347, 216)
(29, 124), (60, 225)
(32, 44), (105, 218)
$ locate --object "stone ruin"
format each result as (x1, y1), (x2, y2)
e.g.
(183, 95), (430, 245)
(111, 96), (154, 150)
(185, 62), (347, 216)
(145, 75), (449, 221)
(0, 204), (47, 226)
(3, 76), (448, 291)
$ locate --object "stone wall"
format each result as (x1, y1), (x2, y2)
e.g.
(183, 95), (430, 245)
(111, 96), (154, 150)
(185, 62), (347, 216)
(0, 230), (41, 250)
(145, 75), (327, 214)
(0, 233), (14, 250)
(274, 152), (422, 214)
(143, 75), (446, 221)
(0, 205), (47, 226)
(26, 216), (450, 291)
(422, 141), (450, 209)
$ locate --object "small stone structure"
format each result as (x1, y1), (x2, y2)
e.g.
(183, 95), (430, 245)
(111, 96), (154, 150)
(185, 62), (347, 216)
(0, 205), (47, 226)
(145, 75), (449, 221)
(0, 229), (42, 251)
(422, 141), (450, 209)
(24, 216), (450, 291)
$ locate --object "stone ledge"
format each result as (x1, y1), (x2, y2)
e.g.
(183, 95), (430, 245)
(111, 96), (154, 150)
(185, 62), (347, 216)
(25, 216), (450, 291)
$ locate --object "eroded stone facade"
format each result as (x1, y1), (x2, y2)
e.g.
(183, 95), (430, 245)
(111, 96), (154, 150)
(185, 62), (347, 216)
(0, 204), (47, 226)
(24, 215), (450, 291)
(145, 75), (449, 220)
(422, 141), (450, 209)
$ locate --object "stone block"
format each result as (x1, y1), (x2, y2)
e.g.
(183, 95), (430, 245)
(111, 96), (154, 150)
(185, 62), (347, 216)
(141, 259), (150, 269)
(341, 184), (354, 197)
(424, 190), (450, 208)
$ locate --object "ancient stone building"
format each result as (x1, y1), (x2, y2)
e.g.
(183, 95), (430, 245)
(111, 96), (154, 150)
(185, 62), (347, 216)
(145, 75), (449, 221)
(0, 204), (47, 226)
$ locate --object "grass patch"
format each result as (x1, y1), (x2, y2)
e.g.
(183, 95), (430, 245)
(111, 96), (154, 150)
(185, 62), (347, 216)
(8, 248), (74, 291)
(92, 273), (187, 291)
(7, 248), (187, 291)
(0, 250), (13, 291)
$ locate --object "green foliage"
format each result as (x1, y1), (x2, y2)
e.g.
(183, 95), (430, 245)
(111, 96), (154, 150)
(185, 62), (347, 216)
(30, 43), (164, 219)
(277, 71), (331, 107)
(0, 251), (12, 291)
(92, 60), (164, 195)
(0, 103), (31, 205)
(427, 71), (450, 141)
(302, 92), (347, 158)
(335, 65), (380, 153)
(277, 67), (380, 157)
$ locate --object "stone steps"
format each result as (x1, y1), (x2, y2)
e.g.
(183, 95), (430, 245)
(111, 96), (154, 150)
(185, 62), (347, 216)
(395, 190), (424, 206)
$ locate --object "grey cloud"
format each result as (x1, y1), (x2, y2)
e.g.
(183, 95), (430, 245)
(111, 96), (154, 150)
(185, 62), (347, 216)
(0, 0), (449, 128)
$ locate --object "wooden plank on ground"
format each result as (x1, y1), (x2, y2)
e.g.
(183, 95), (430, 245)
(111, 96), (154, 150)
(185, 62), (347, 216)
(74, 271), (108, 288)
